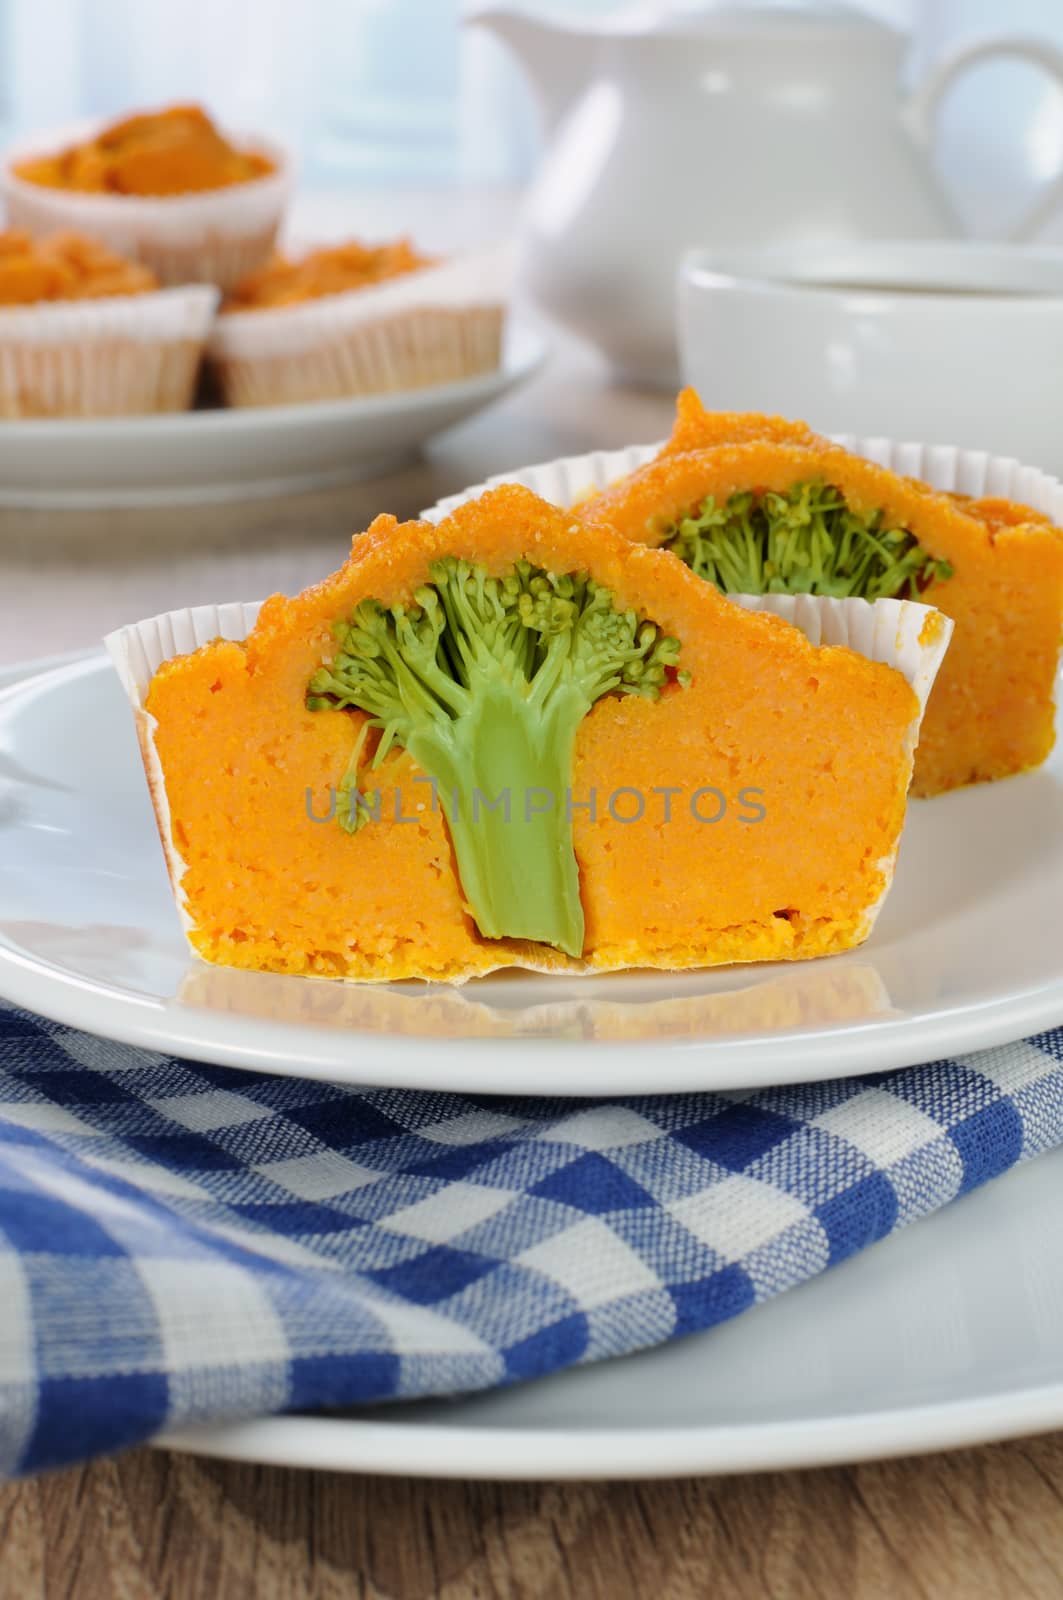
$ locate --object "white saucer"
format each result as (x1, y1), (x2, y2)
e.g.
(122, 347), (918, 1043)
(161, 1140), (1063, 1477)
(0, 653), (1059, 1094)
(0, 320), (546, 509)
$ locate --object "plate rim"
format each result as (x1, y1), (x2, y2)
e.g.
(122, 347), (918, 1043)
(0, 319), (549, 507)
(0, 655), (1060, 1095)
(155, 1380), (1063, 1480)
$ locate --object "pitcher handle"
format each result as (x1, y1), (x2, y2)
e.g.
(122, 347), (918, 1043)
(907, 35), (1063, 241)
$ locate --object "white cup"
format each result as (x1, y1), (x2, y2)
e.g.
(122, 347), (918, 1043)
(678, 241), (1063, 473)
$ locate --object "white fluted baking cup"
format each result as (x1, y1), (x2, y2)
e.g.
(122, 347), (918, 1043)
(0, 284), (218, 345)
(208, 246), (512, 406)
(0, 121), (292, 291)
(0, 284), (219, 417)
(423, 433), (1063, 527)
(211, 246), (513, 354)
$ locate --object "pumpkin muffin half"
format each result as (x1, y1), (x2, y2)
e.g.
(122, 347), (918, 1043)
(209, 242), (508, 407)
(1, 104), (290, 289)
(107, 486), (950, 984)
(579, 395), (1063, 797)
(0, 229), (217, 417)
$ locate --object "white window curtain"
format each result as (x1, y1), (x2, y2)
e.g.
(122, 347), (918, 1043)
(0, 0), (1061, 227)
(0, 0), (533, 182)
(3, 0), (350, 174)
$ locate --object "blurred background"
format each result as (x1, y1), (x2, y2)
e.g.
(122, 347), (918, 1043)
(5, 0), (1063, 241)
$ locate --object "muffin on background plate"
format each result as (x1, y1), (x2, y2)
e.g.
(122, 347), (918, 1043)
(209, 240), (511, 408)
(0, 230), (218, 418)
(0, 104), (291, 290)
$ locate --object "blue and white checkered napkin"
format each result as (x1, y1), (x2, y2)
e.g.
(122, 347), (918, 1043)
(1, 997), (1061, 1478)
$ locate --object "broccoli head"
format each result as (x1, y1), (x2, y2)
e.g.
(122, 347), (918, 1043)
(664, 480), (953, 600)
(307, 557), (684, 957)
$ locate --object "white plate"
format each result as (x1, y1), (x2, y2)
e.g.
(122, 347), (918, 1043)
(158, 1142), (1063, 1477)
(0, 654), (1059, 1095)
(0, 320), (545, 509)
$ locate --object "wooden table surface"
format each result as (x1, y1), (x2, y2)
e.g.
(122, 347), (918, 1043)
(4, 1435), (1063, 1599)
(2, 333), (1061, 1598)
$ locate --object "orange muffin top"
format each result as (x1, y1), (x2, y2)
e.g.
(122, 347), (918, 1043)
(0, 230), (158, 304)
(224, 238), (436, 311)
(12, 104), (274, 197)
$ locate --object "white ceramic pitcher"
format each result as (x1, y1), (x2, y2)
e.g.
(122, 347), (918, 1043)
(471, 2), (1063, 384)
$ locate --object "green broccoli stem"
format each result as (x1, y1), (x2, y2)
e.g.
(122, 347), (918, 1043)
(306, 558), (683, 959)
(406, 675), (585, 954)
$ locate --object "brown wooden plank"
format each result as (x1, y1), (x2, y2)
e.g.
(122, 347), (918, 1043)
(4, 1436), (1063, 1600)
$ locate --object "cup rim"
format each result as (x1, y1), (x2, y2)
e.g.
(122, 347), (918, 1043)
(681, 241), (1063, 304)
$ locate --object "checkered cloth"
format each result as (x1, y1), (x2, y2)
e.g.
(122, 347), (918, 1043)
(1, 999), (1061, 1478)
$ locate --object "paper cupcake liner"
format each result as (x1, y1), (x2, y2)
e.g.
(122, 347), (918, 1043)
(0, 284), (218, 417)
(208, 246), (512, 405)
(423, 433), (1063, 527)
(0, 122), (291, 291)
(213, 306), (504, 407)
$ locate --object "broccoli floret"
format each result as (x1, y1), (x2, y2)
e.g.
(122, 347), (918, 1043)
(307, 557), (684, 957)
(664, 480), (953, 600)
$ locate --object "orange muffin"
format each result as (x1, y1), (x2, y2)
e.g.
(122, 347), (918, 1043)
(209, 242), (507, 407)
(12, 104), (274, 197)
(224, 239), (436, 311)
(0, 229), (157, 302)
(579, 394), (1063, 797)
(0, 230), (216, 417)
(1, 105), (290, 289)
(112, 487), (948, 984)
